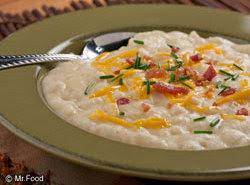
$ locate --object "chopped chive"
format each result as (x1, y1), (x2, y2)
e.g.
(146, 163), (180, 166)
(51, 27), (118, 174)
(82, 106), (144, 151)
(139, 64), (150, 71)
(143, 81), (156, 85)
(119, 78), (124, 85)
(134, 40), (144, 45)
(167, 44), (173, 48)
(219, 69), (234, 77)
(215, 81), (221, 89)
(99, 75), (114, 79)
(119, 111), (125, 116)
(166, 64), (181, 71)
(145, 80), (151, 94)
(180, 81), (193, 89)
(219, 69), (239, 81)
(111, 74), (124, 82)
(157, 62), (161, 69)
(169, 73), (175, 83)
(171, 52), (179, 60)
(232, 74), (239, 81)
(218, 86), (229, 95)
(216, 81), (227, 89)
(216, 80), (231, 95)
(233, 64), (244, 71)
(209, 119), (220, 127)
(193, 116), (206, 122)
(194, 130), (213, 134)
(179, 76), (190, 81)
(134, 55), (141, 69)
(84, 82), (96, 95)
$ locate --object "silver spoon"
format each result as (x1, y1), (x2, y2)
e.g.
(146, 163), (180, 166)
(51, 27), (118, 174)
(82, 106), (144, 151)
(0, 32), (135, 70)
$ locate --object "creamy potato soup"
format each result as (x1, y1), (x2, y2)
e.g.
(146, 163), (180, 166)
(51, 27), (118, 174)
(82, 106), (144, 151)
(42, 31), (250, 150)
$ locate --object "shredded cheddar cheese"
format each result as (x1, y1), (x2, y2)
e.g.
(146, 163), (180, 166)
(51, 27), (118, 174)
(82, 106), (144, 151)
(89, 85), (120, 98)
(130, 77), (149, 99)
(241, 72), (250, 77)
(89, 110), (133, 128)
(214, 89), (250, 106)
(92, 49), (138, 74)
(196, 43), (223, 55)
(221, 114), (246, 121)
(89, 110), (171, 129)
(240, 79), (248, 89)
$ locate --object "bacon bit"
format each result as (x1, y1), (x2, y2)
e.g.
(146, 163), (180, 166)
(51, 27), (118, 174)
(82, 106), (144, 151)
(167, 102), (174, 109)
(184, 67), (197, 78)
(173, 68), (185, 79)
(203, 64), (217, 81)
(149, 62), (157, 68)
(171, 46), (180, 53)
(204, 86), (215, 99)
(220, 87), (236, 96)
(190, 53), (203, 62)
(143, 55), (153, 61)
(236, 108), (248, 116)
(153, 82), (189, 95)
(116, 98), (130, 105)
(114, 70), (120, 75)
(195, 80), (204, 86)
(141, 103), (151, 112)
(205, 60), (216, 65)
(126, 58), (134, 65)
(184, 67), (206, 86)
(145, 69), (167, 79)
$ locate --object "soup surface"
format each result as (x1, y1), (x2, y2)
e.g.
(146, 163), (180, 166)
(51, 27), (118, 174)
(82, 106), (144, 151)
(42, 31), (250, 150)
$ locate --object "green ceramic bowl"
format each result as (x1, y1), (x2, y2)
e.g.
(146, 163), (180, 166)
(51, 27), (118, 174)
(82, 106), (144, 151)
(0, 5), (250, 181)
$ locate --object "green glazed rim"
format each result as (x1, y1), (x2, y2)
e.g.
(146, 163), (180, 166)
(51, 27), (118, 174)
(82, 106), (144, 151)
(0, 5), (250, 181)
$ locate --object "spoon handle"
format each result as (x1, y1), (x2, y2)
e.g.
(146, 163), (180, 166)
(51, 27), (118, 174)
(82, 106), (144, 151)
(0, 54), (83, 70)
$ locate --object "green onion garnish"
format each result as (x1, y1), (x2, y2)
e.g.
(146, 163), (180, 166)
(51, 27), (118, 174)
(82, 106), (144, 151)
(169, 73), (175, 83)
(166, 52), (183, 71)
(132, 55), (149, 70)
(84, 82), (96, 95)
(167, 44), (173, 48)
(219, 69), (234, 77)
(143, 81), (156, 85)
(111, 74), (124, 82)
(134, 55), (141, 69)
(139, 64), (150, 71)
(218, 86), (229, 95)
(216, 81), (230, 95)
(171, 52), (179, 60)
(134, 40), (144, 45)
(119, 78), (124, 85)
(157, 62), (161, 69)
(216, 81), (225, 89)
(99, 75), (114, 79)
(179, 76), (190, 81)
(194, 130), (213, 134)
(145, 80), (151, 94)
(166, 64), (181, 71)
(232, 74), (239, 81)
(193, 116), (206, 122)
(180, 81), (193, 89)
(219, 69), (239, 81)
(209, 119), (220, 127)
(233, 64), (244, 71)
(119, 111), (125, 116)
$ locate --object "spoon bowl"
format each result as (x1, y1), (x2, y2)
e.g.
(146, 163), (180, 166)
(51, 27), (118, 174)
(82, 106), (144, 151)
(0, 32), (136, 70)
